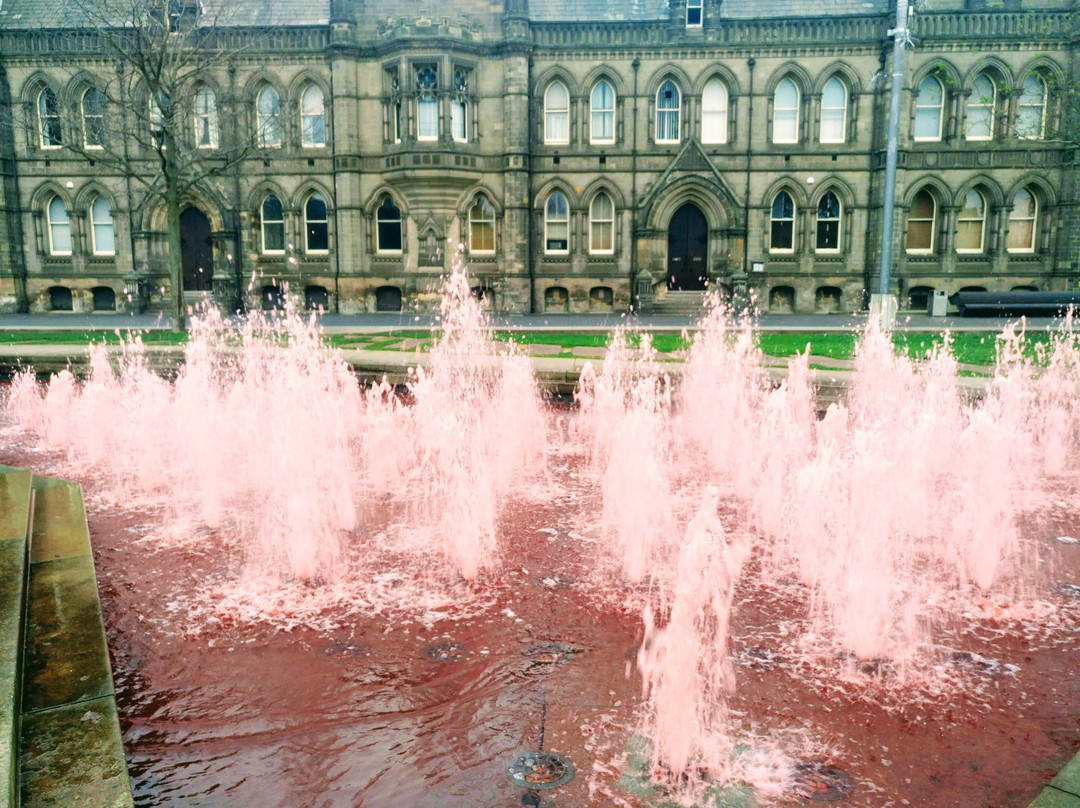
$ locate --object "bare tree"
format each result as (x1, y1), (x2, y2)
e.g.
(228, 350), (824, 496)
(25, 0), (282, 327)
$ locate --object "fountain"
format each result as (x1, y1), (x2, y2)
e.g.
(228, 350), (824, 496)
(2, 270), (1079, 807)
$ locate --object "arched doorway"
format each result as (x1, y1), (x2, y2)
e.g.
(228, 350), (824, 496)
(180, 207), (214, 292)
(667, 203), (708, 290)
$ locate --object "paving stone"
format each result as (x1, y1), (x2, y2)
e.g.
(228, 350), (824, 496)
(0, 470), (31, 543)
(0, 538), (27, 808)
(21, 556), (113, 714)
(1051, 753), (1080, 798)
(29, 484), (89, 565)
(1028, 786), (1080, 808)
(19, 696), (132, 808)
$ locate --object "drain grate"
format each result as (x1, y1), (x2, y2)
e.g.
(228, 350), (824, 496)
(323, 641), (369, 659)
(792, 761), (855, 801)
(948, 650), (1019, 676)
(537, 574), (574, 590)
(506, 751), (576, 790)
(425, 642), (469, 663)
(1061, 583), (1080, 598)
(522, 643), (574, 665)
(736, 646), (785, 670)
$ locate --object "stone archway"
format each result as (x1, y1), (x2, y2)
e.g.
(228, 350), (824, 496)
(667, 203), (708, 291)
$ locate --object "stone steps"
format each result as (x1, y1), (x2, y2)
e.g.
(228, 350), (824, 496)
(651, 290), (708, 317)
(0, 465), (133, 808)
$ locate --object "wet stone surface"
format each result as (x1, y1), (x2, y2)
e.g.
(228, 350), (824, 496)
(947, 650), (1020, 676)
(521, 643), (575, 666)
(735, 646), (785, 670)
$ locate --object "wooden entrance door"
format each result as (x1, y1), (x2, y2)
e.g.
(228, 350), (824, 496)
(666, 203), (708, 291)
(180, 207), (214, 292)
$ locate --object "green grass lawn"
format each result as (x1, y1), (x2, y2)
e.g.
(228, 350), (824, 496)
(2, 326), (1075, 368)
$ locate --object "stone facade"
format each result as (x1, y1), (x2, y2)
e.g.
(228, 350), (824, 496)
(0, 0), (1077, 316)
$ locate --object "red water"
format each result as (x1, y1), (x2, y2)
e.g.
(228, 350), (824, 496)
(5, 432), (1079, 808)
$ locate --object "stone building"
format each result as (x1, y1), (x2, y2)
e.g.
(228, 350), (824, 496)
(0, 0), (1077, 316)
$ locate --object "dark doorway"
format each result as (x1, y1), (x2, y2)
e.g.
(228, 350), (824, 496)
(667, 203), (708, 290)
(180, 207), (214, 292)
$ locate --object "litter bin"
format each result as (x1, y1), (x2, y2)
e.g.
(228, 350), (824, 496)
(927, 289), (948, 317)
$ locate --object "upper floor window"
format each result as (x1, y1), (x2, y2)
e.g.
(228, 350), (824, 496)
(38, 88), (62, 148)
(701, 78), (728, 144)
(416, 66), (438, 141)
(545, 191), (569, 254)
(261, 195), (285, 253)
(82, 89), (106, 148)
(387, 68), (403, 143)
(90, 196), (115, 255)
(469, 195), (496, 254)
(913, 76), (944, 141)
(770, 191), (795, 252)
(589, 192), (614, 254)
(452, 69), (469, 142)
(956, 189), (986, 253)
(590, 81), (615, 144)
(47, 195), (71, 255)
(819, 78), (847, 144)
(376, 195), (402, 252)
(305, 193), (329, 253)
(301, 85), (326, 147)
(686, 0), (702, 26)
(194, 86), (218, 149)
(545, 81), (569, 144)
(148, 90), (168, 150)
(906, 189), (936, 253)
(816, 192), (841, 252)
(1007, 188), (1037, 253)
(1018, 75), (1046, 140)
(773, 79), (799, 144)
(256, 86), (282, 148)
(966, 74), (995, 141)
(656, 80), (680, 143)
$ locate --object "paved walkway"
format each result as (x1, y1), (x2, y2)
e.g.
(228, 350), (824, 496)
(0, 310), (1073, 333)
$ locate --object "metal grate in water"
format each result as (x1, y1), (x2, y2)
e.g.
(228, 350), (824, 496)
(505, 751), (576, 790)
(323, 641), (369, 659)
(522, 643), (574, 665)
(792, 760), (855, 801)
(424, 641), (469, 662)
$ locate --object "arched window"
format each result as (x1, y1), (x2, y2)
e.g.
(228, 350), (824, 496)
(305, 193), (329, 253)
(769, 191), (795, 252)
(82, 88), (106, 148)
(47, 195), (71, 255)
(820, 78), (847, 143)
(416, 66), (438, 141)
(545, 191), (569, 254)
(469, 195), (496, 254)
(194, 86), (218, 148)
(149, 91), (166, 149)
(816, 192), (841, 252)
(38, 88), (62, 148)
(701, 78), (728, 144)
(1018, 75), (1046, 140)
(656, 80), (680, 143)
(1007, 188), (1037, 253)
(544, 81), (569, 144)
(956, 189), (986, 253)
(376, 195), (402, 253)
(300, 84), (326, 147)
(90, 196), (115, 255)
(914, 76), (944, 141)
(256, 86), (282, 148)
(906, 189), (936, 253)
(590, 80), (615, 144)
(452, 69), (469, 142)
(966, 74), (996, 140)
(261, 195), (285, 253)
(773, 78), (799, 144)
(589, 192), (614, 254)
